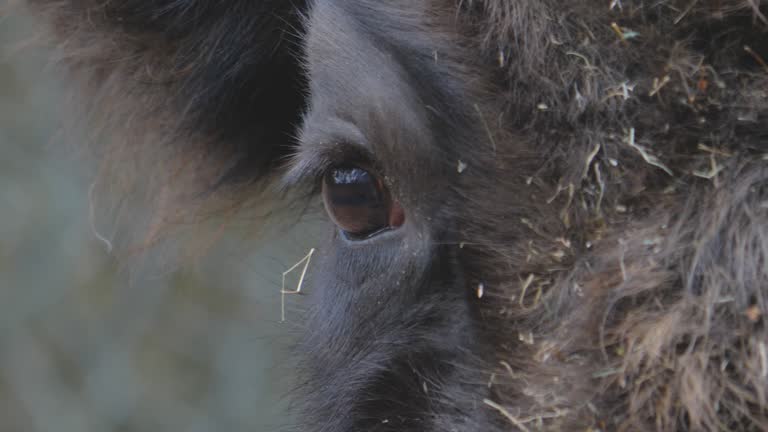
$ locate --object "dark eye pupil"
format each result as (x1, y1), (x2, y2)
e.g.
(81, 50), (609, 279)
(322, 166), (402, 239)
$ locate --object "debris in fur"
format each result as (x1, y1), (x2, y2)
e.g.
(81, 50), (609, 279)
(483, 399), (569, 431)
(518, 331), (534, 345)
(625, 128), (673, 176)
(499, 361), (515, 378)
(483, 399), (532, 432)
(582, 143), (601, 180)
(592, 368), (622, 378)
(744, 45), (768, 73)
(457, 160), (468, 173)
(603, 81), (636, 102)
(610, 22), (639, 43)
(280, 248), (315, 322)
(594, 163), (605, 214)
(519, 273), (535, 307)
(692, 154), (723, 184)
(648, 75), (671, 97)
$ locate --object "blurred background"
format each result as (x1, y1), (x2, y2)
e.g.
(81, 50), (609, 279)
(0, 11), (321, 432)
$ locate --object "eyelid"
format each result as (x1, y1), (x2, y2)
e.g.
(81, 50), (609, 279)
(283, 117), (372, 186)
(282, 140), (377, 190)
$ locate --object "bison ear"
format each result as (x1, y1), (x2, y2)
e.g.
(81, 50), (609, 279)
(27, 0), (310, 229)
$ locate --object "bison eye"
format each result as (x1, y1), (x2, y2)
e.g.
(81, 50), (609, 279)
(322, 166), (405, 240)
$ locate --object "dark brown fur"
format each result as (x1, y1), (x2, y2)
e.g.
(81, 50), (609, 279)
(20, 0), (768, 430)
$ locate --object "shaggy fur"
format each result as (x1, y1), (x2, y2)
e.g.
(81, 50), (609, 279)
(23, 0), (768, 430)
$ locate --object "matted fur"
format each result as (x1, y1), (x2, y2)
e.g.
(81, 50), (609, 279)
(21, 0), (768, 430)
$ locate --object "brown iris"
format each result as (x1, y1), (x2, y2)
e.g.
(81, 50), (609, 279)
(321, 166), (405, 239)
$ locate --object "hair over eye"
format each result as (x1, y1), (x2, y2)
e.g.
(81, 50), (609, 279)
(321, 166), (405, 239)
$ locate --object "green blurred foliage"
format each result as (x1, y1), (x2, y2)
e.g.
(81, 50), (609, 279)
(0, 13), (322, 432)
